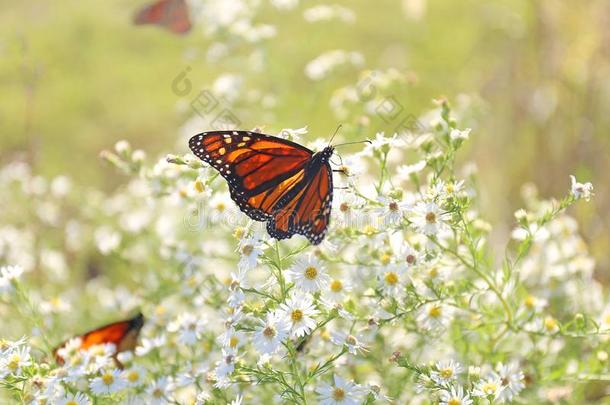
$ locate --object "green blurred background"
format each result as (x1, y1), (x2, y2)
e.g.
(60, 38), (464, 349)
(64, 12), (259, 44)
(1, 0), (608, 274)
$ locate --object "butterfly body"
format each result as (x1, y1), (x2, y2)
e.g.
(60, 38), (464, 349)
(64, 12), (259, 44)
(189, 131), (335, 244)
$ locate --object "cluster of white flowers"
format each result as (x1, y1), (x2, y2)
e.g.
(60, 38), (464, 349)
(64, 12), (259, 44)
(305, 50), (365, 81)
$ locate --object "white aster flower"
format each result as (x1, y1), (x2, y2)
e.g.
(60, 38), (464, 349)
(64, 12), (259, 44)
(440, 385), (473, 405)
(472, 374), (505, 401)
(411, 201), (449, 236)
(361, 131), (406, 156)
(330, 331), (368, 355)
(496, 362), (525, 402)
(90, 369), (127, 395)
(214, 348), (237, 383)
(58, 392), (91, 405)
(287, 255), (330, 293)
(279, 293), (319, 338)
(399, 243), (423, 269)
(94, 226), (121, 255)
(316, 374), (366, 405)
(431, 360), (463, 386)
(253, 311), (290, 355)
(135, 334), (166, 356)
(237, 237), (263, 270)
(378, 265), (407, 296)
(218, 327), (246, 350)
(168, 313), (207, 345)
(0, 265), (24, 295)
(569, 175), (593, 201)
(122, 365), (147, 387)
(417, 302), (454, 332)
(1, 345), (31, 376)
(146, 377), (174, 405)
(374, 196), (411, 225)
(322, 277), (352, 303)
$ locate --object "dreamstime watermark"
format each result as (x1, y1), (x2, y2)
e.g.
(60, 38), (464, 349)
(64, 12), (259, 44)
(352, 70), (425, 135)
(183, 201), (405, 234)
(171, 66), (241, 129)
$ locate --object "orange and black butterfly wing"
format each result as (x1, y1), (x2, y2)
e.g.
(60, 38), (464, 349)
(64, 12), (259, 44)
(133, 0), (191, 34)
(267, 162), (333, 245)
(54, 313), (144, 364)
(189, 131), (314, 221)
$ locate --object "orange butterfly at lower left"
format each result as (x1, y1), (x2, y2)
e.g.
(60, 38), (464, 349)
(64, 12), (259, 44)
(53, 313), (144, 367)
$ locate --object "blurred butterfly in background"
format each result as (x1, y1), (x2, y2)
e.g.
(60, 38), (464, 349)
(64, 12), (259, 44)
(53, 313), (144, 367)
(189, 130), (340, 245)
(133, 0), (191, 35)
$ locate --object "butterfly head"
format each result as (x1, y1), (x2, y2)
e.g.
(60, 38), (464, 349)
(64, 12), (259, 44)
(319, 146), (335, 163)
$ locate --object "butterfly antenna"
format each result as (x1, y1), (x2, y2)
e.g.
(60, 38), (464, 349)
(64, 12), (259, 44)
(328, 124), (343, 146)
(333, 139), (372, 148)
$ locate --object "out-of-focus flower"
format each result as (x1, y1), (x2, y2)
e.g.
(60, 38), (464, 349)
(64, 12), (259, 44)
(305, 50), (364, 81)
(316, 374), (365, 405)
(569, 175), (593, 201)
(89, 369), (127, 395)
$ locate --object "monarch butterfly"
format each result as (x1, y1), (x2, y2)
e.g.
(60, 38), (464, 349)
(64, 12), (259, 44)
(133, 0), (191, 35)
(53, 313), (144, 366)
(189, 130), (338, 245)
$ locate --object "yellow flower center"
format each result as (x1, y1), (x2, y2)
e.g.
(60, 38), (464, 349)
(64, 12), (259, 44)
(544, 317), (558, 331)
(525, 295), (536, 309)
(425, 212), (436, 223)
(304, 266), (318, 280)
(440, 368), (453, 379)
(194, 179), (205, 193)
(233, 227), (245, 239)
(229, 336), (239, 348)
(428, 267), (438, 278)
(102, 372), (114, 386)
(330, 279), (343, 293)
(605, 314), (610, 325)
(153, 388), (163, 398)
(179, 188), (188, 198)
(66, 401), (78, 405)
(448, 399), (461, 405)
(291, 309), (303, 322)
(216, 202), (226, 212)
(363, 225), (377, 236)
(482, 382), (497, 395)
(332, 388), (346, 401)
(384, 272), (398, 285)
(380, 253), (391, 265)
(127, 370), (140, 383)
(7, 354), (20, 371)
(428, 305), (442, 318)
